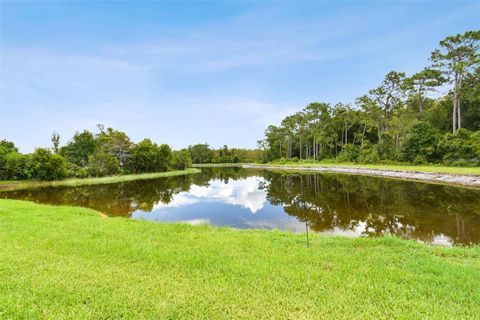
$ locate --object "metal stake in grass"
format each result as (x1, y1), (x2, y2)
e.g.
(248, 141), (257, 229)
(300, 174), (309, 248)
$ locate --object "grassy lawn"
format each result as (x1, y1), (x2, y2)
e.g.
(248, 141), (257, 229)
(261, 161), (480, 176)
(1, 200), (479, 319)
(0, 168), (200, 191)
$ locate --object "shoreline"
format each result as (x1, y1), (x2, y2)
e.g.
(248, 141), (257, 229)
(241, 164), (480, 188)
(0, 168), (201, 192)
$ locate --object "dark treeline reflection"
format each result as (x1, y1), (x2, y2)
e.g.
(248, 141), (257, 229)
(0, 167), (256, 217)
(262, 171), (480, 245)
(2, 167), (480, 245)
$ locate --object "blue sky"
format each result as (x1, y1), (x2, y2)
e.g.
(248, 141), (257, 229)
(1, 1), (479, 152)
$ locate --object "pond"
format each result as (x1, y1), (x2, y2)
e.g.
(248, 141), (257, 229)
(2, 167), (480, 246)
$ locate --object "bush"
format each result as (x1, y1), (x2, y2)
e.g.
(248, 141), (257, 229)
(129, 139), (160, 173)
(88, 151), (120, 177)
(157, 144), (174, 172)
(336, 144), (359, 162)
(400, 122), (440, 163)
(173, 149), (192, 170)
(29, 148), (68, 180)
(67, 163), (90, 178)
(413, 155), (428, 165)
(0, 140), (19, 179)
(358, 142), (380, 164)
(438, 129), (480, 165)
(376, 133), (397, 161)
(4, 152), (30, 180)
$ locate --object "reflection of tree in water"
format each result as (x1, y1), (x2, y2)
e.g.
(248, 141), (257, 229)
(2, 168), (480, 245)
(192, 167), (265, 185)
(1, 175), (194, 217)
(262, 172), (480, 245)
(1, 167), (265, 217)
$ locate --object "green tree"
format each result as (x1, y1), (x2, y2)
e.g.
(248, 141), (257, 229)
(438, 129), (480, 164)
(459, 66), (480, 131)
(400, 122), (440, 163)
(60, 130), (96, 166)
(366, 71), (406, 135)
(431, 30), (480, 133)
(130, 139), (159, 173)
(88, 151), (120, 177)
(51, 131), (60, 154)
(0, 140), (19, 179)
(29, 148), (68, 180)
(4, 153), (30, 180)
(157, 144), (173, 172)
(173, 149), (192, 170)
(188, 144), (214, 164)
(96, 128), (132, 169)
(403, 68), (445, 117)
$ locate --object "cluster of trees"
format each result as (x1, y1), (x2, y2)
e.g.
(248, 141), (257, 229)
(259, 31), (480, 165)
(0, 125), (192, 181)
(188, 143), (263, 164)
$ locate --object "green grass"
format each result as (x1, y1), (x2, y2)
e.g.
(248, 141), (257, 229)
(262, 160), (480, 175)
(0, 168), (201, 191)
(1, 199), (479, 319)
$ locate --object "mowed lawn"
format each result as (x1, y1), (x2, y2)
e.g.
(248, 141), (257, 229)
(1, 200), (479, 319)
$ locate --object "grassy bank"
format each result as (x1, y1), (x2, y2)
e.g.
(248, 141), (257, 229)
(263, 161), (480, 176)
(0, 168), (201, 191)
(1, 200), (479, 319)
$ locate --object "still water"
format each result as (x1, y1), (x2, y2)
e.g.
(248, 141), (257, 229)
(2, 167), (480, 246)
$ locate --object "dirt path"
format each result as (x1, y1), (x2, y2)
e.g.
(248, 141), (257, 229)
(242, 164), (480, 188)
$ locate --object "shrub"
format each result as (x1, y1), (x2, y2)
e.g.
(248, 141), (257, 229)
(336, 144), (359, 162)
(88, 151), (120, 177)
(0, 140), (19, 179)
(173, 149), (192, 170)
(438, 129), (480, 165)
(400, 122), (440, 163)
(29, 148), (68, 180)
(4, 152), (30, 180)
(377, 133), (397, 161)
(129, 139), (160, 173)
(157, 144), (174, 172)
(358, 142), (380, 164)
(67, 163), (90, 178)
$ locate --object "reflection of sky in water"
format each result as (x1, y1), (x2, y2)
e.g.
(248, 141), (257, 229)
(131, 175), (455, 246)
(153, 177), (267, 213)
(132, 176), (307, 231)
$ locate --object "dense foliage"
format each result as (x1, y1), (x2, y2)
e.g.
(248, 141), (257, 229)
(0, 127), (192, 181)
(188, 143), (263, 164)
(259, 31), (480, 165)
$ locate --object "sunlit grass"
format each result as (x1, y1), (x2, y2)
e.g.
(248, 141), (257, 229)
(0, 168), (201, 191)
(1, 199), (479, 319)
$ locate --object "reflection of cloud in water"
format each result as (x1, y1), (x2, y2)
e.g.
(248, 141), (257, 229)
(241, 218), (306, 232)
(154, 177), (267, 213)
(430, 234), (452, 247)
(180, 219), (210, 226)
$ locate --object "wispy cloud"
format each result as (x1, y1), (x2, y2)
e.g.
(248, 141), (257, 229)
(1, 1), (478, 151)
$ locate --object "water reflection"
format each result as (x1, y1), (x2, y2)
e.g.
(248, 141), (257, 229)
(2, 167), (480, 246)
(151, 177), (267, 213)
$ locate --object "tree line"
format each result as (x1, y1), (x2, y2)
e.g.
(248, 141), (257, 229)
(187, 143), (263, 164)
(0, 125), (192, 181)
(258, 31), (480, 165)
(0, 127), (264, 181)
